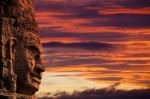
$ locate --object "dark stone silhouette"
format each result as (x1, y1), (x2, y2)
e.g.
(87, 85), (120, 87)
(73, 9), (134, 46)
(0, 0), (45, 99)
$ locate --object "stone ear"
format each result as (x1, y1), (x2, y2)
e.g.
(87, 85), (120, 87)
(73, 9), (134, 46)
(11, 38), (17, 49)
(5, 38), (16, 50)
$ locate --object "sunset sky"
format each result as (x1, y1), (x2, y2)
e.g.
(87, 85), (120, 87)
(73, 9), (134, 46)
(33, 0), (150, 97)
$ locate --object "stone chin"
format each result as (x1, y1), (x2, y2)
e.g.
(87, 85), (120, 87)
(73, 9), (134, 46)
(17, 72), (42, 95)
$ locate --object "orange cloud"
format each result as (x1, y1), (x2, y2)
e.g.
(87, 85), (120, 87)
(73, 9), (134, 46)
(37, 15), (92, 29)
(36, 11), (72, 19)
(46, 66), (107, 72)
(41, 37), (80, 43)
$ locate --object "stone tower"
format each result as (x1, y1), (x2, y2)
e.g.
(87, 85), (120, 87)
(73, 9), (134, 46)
(0, 0), (45, 98)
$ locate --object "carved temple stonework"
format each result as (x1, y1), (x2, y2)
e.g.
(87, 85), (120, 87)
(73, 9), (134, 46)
(0, 0), (45, 99)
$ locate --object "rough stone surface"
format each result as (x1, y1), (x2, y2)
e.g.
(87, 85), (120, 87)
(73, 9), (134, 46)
(0, 0), (45, 98)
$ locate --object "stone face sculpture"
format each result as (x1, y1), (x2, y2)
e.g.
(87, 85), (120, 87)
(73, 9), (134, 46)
(0, 0), (45, 98)
(15, 32), (45, 95)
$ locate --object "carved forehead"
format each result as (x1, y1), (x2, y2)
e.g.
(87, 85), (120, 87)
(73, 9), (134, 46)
(23, 32), (43, 53)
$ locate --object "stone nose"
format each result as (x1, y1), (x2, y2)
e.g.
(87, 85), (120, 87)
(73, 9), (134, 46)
(35, 63), (45, 73)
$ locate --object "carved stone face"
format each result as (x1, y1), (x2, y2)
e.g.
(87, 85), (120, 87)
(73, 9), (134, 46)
(15, 33), (45, 95)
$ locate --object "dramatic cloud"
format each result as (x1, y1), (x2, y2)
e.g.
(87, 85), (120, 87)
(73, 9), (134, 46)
(42, 42), (114, 51)
(38, 88), (150, 99)
(34, 0), (150, 96)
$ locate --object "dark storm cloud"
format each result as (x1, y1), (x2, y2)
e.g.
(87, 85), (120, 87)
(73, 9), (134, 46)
(40, 29), (128, 38)
(38, 88), (150, 99)
(34, 0), (65, 12)
(43, 56), (150, 70)
(34, 0), (150, 11)
(44, 60), (149, 70)
(44, 58), (112, 68)
(80, 14), (150, 28)
(42, 42), (114, 51)
(40, 30), (132, 42)
(40, 29), (150, 43)
(117, 0), (150, 8)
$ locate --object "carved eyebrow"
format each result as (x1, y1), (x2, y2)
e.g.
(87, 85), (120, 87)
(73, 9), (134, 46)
(26, 45), (40, 54)
(25, 40), (43, 53)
